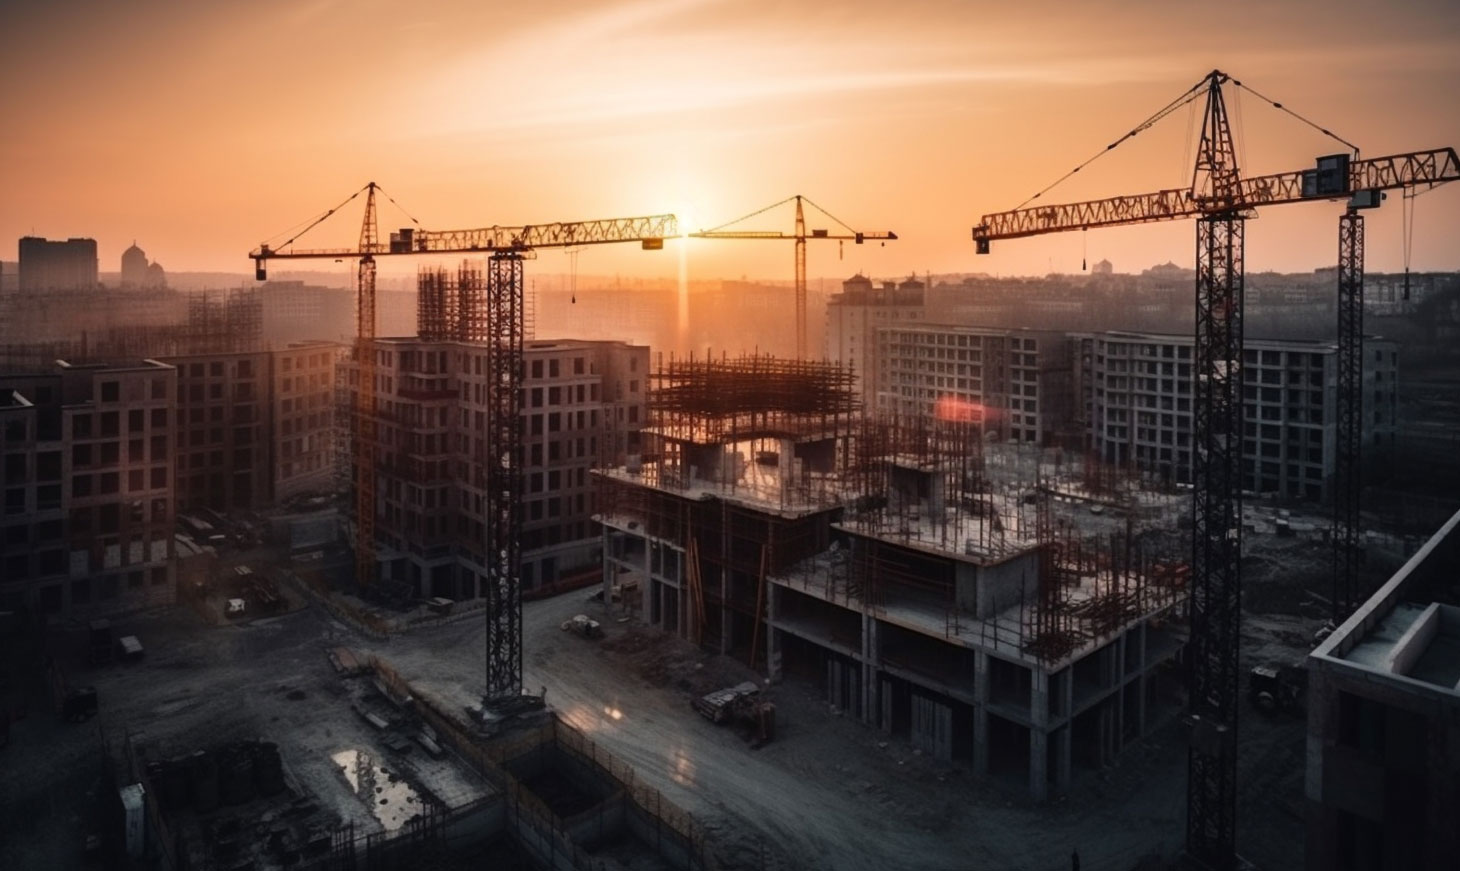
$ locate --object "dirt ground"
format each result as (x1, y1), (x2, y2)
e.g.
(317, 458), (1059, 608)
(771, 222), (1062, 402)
(366, 590), (1193, 871)
(0, 601), (487, 871)
(3, 529), (1330, 871)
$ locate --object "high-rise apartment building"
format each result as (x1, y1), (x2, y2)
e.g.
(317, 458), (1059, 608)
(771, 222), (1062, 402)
(270, 342), (338, 503)
(163, 350), (271, 512)
(341, 337), (647, 598)
(824, 274), (924, 408)
(875, 324), (1074, 445)
(18, 236), (99, 292)
(0, 359), (177, 618)
(160, 342), (339, 512)
(1073, 331), (1398, 499)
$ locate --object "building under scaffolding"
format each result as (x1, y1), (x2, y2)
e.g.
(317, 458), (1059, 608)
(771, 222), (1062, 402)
(597, 352), (1189, 799)
(0, 287), (264, 370)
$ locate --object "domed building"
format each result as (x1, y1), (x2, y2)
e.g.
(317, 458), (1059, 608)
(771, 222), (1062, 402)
(120, 242), (167, 288)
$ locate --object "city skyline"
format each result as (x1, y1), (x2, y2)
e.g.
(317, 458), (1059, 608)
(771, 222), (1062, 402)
(3, 0), (1458, 279)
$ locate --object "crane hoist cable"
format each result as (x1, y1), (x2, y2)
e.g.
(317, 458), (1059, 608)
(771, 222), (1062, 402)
(702, 194), (861, 235)
(1229, 78), (1361, 157)
(261, 185), (369, 251)
(262, 182), (421, 255)
(1012, 76), (1209, 211)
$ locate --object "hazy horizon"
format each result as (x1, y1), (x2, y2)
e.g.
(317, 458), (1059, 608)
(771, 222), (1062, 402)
(3, 0), (1458, 281)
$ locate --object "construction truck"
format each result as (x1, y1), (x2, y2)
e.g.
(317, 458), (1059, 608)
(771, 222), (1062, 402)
(693, 681), (776, 748)
(1249, 664), (1308, 715)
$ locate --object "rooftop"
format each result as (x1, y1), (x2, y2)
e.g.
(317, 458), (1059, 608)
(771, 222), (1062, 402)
(1312, 508), (1460, 698)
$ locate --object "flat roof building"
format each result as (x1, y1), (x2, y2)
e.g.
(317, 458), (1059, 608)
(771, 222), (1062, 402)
(19, 236), (98, 292)
(875, 324), (1074, 446)
(340, 335), (647, 599)
(1072, 331), (1398, 499)
(0, 359), (177, 618)
(825, 274), (925, 408)
(1305, 509), (1460, 871)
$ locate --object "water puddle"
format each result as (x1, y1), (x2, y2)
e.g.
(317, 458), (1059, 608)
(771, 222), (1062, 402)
(331, 749), (424, 831)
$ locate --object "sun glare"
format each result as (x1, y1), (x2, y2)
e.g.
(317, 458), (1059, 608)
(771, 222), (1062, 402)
(676, 207), (698, 238)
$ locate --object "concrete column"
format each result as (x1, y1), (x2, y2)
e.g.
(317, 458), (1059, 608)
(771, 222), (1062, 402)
(1029, 667), (1051, 801)
(1137, 624), (1148, 734)
(1115, 684), (1127, 752)
(1055, 724), (1072, 792)
(1030, 668), (1050, 732)
(599, 525), (614, 609)
(719, 573), (732, 656)
(779, 437), (798, 502)
(973, 651), (990, 774)
(1028, 729), (1048, 801)
(1102, 702), (1117, 766)
(862, 615), (879, 724)
(1063, 667), (1074, 726)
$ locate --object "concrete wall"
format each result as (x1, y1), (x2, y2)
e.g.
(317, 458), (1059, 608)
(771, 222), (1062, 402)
(1306, 509), (1460, 871)
(975, 550), (1039, 619)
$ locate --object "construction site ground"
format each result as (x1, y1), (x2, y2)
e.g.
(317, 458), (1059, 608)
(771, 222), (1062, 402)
(1, 520), (1389, 871)
(367, 584), (1321, 871)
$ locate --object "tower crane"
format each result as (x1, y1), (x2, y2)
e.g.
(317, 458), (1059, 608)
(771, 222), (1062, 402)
(971, 71), (1457, 870)
(690, 195), (897, 359)
(250, 183), (675, 697)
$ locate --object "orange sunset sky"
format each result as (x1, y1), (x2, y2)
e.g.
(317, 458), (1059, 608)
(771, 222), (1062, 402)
(2, 0), (1457, 282)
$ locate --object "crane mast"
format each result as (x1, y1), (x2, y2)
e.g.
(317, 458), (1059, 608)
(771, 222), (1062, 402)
(355, 184), (379, 600)
(251, 187), (675, 698)
(972, 70), (1457, 870)
(1185, 72), (1246, 865)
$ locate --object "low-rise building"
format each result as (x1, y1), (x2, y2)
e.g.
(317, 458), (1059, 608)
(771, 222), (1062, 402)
(1305, 509), (1460, 870)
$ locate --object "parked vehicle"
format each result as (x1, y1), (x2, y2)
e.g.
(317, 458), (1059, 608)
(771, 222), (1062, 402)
(560, 614), (602, 639)
(693, 682), (775, 747)
(1249, 665), (1308, 714)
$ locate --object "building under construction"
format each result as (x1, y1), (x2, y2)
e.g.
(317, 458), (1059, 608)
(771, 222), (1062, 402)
(597, 352), (1189, 799)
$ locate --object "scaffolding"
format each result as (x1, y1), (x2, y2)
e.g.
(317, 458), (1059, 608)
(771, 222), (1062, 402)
(416, 266), (456, 342)
(184, 288), (262, 353)
(648, 351), (858, 445)
(599, 351), (1190, 669)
